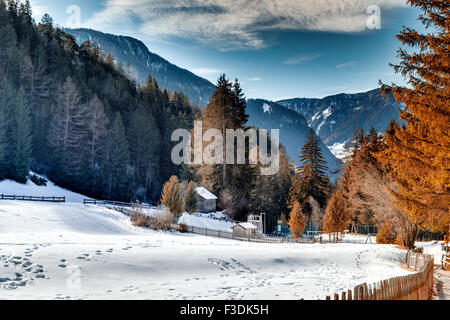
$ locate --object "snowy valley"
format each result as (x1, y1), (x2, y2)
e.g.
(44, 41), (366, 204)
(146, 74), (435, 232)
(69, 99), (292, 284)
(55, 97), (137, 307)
(0, 176), (413, 300)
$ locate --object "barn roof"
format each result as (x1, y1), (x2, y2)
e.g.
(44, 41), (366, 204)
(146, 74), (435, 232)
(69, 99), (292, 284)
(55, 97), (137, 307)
(196, 187), (218, 200)
(232, 222), (257, 230)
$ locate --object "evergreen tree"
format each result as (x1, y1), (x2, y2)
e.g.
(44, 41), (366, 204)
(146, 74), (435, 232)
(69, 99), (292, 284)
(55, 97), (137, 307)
(128, 105), (160, 201)
(161, 175), (183, 217)
(231, 80), (248, 128)
(376, 0), (450, 234)
(0, 0), (18, 79)
(103, 112), (131, 200)
(288, 201), (305, 238)
(184, 181), (198, 213)
(0, 78), (15, 179)
(289, 128), (331, 219)
(7, 87), (32, 182)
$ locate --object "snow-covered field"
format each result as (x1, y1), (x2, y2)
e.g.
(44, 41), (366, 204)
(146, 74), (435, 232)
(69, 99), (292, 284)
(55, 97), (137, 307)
(0, 177), (413, 300)
(0, 200), (412, 300)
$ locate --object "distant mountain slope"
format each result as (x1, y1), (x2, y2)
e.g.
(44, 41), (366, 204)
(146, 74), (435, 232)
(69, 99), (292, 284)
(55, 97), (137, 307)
(246, 99), (341, 180)
(65, 28), (215, 106)
(277, 89), (401, 157)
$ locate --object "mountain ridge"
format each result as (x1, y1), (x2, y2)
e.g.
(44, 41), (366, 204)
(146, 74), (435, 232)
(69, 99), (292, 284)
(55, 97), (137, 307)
(277, 89), (402, 153)
(246, 99), (341, 180)
(65, 28), (216, 106)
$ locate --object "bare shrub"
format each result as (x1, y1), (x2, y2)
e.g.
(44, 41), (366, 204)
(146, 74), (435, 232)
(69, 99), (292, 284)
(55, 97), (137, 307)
(130, 206), (174, 231)
(309, 196), (323, 230)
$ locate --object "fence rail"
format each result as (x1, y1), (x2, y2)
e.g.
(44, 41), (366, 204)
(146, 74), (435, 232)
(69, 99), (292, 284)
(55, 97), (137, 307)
(83, 199), (152, 209)
(0, 194), (65, 203)
(324, 251), (434, 300)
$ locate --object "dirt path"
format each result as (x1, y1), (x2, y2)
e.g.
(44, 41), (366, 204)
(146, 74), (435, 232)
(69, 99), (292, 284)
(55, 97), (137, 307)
(433, 265), (450, 300)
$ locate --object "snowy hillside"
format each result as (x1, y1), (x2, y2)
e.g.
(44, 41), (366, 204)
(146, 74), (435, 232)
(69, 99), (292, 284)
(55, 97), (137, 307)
(0, 173), (89, 203)
(0, 199), (413, 299)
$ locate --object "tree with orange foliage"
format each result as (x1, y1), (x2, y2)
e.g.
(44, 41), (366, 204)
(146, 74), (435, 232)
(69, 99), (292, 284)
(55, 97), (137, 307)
(161, 176), (183, 217)
(288, 201), (306, 238)
(323, 191), (351, 243)
(376, 0), (449, 234)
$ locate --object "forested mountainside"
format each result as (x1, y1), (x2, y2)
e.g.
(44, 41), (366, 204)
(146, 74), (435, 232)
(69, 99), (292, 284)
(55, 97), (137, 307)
(246, 99), (341, 179)
(0, 1), (198, 203)
(277, 89), (401, 147)
(65, 28), (215, 107)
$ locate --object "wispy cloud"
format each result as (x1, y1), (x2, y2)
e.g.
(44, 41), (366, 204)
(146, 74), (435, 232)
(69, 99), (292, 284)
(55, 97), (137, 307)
(336, 61), (357, 68)
(248, 77), (263, 81)
(85, 0), (406, 50)
(283, 54), (323, 65)
(191, 68), (222, 77)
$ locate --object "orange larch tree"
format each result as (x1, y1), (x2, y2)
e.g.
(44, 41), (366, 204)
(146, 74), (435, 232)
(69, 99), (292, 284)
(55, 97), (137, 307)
(376, 0), (449, 234)
(288, 201), (306, 238)
(323, 190), (352, 243)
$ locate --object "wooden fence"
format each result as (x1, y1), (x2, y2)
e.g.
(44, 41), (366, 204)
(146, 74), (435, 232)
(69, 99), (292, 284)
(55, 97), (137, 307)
(0, 194), (65, 203)
(324, 251), (434, 300)
(83, 199), (152, 209)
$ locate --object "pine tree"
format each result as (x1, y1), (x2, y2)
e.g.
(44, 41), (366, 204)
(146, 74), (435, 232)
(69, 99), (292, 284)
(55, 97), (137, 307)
(128, 105), (161, 201)
(0, 0), (18, 79)
(231, 80), (248, 128)
(103, 112), (131, 200)
(161, 175), (183, 216)
(288, 201), (306, 238)
(289, 128), (331, 218)
(8, 87), (32, 182)
(0, 78), (13, 180)
(184, 181), (198, 213)
(323, 190), (352, 242)
(376, 0), (450, 234)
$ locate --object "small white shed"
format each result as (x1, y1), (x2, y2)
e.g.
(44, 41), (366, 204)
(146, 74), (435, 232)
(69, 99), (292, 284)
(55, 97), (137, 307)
(196, 187), (217, 213)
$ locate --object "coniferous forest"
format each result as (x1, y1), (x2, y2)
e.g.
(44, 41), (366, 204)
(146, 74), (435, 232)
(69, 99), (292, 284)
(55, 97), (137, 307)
(0, 0), (197, 202)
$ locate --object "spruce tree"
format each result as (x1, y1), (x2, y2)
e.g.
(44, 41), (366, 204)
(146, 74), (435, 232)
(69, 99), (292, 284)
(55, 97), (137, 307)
(289, 128), (331, 218)
(184, 181), (198, 213)
(8, 87), (32, 182)
(128, 105), (161, 201)
(104, 112), (131, 200)
(376, 0), (450, 233)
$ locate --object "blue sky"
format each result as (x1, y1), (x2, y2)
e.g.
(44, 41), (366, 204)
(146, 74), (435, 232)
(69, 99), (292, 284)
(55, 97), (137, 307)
(28, 0), (422, 100)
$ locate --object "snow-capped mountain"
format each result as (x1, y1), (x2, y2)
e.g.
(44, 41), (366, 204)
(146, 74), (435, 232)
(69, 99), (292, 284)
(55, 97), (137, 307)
(277, 89), (401, 158)
(246, 99), (341, 180)
(65, 28), (215, 106)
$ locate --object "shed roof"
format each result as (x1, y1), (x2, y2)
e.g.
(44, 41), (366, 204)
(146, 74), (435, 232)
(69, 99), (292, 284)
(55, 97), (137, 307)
(232, 222), (257, 230)
(196, 187), (218, 200)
